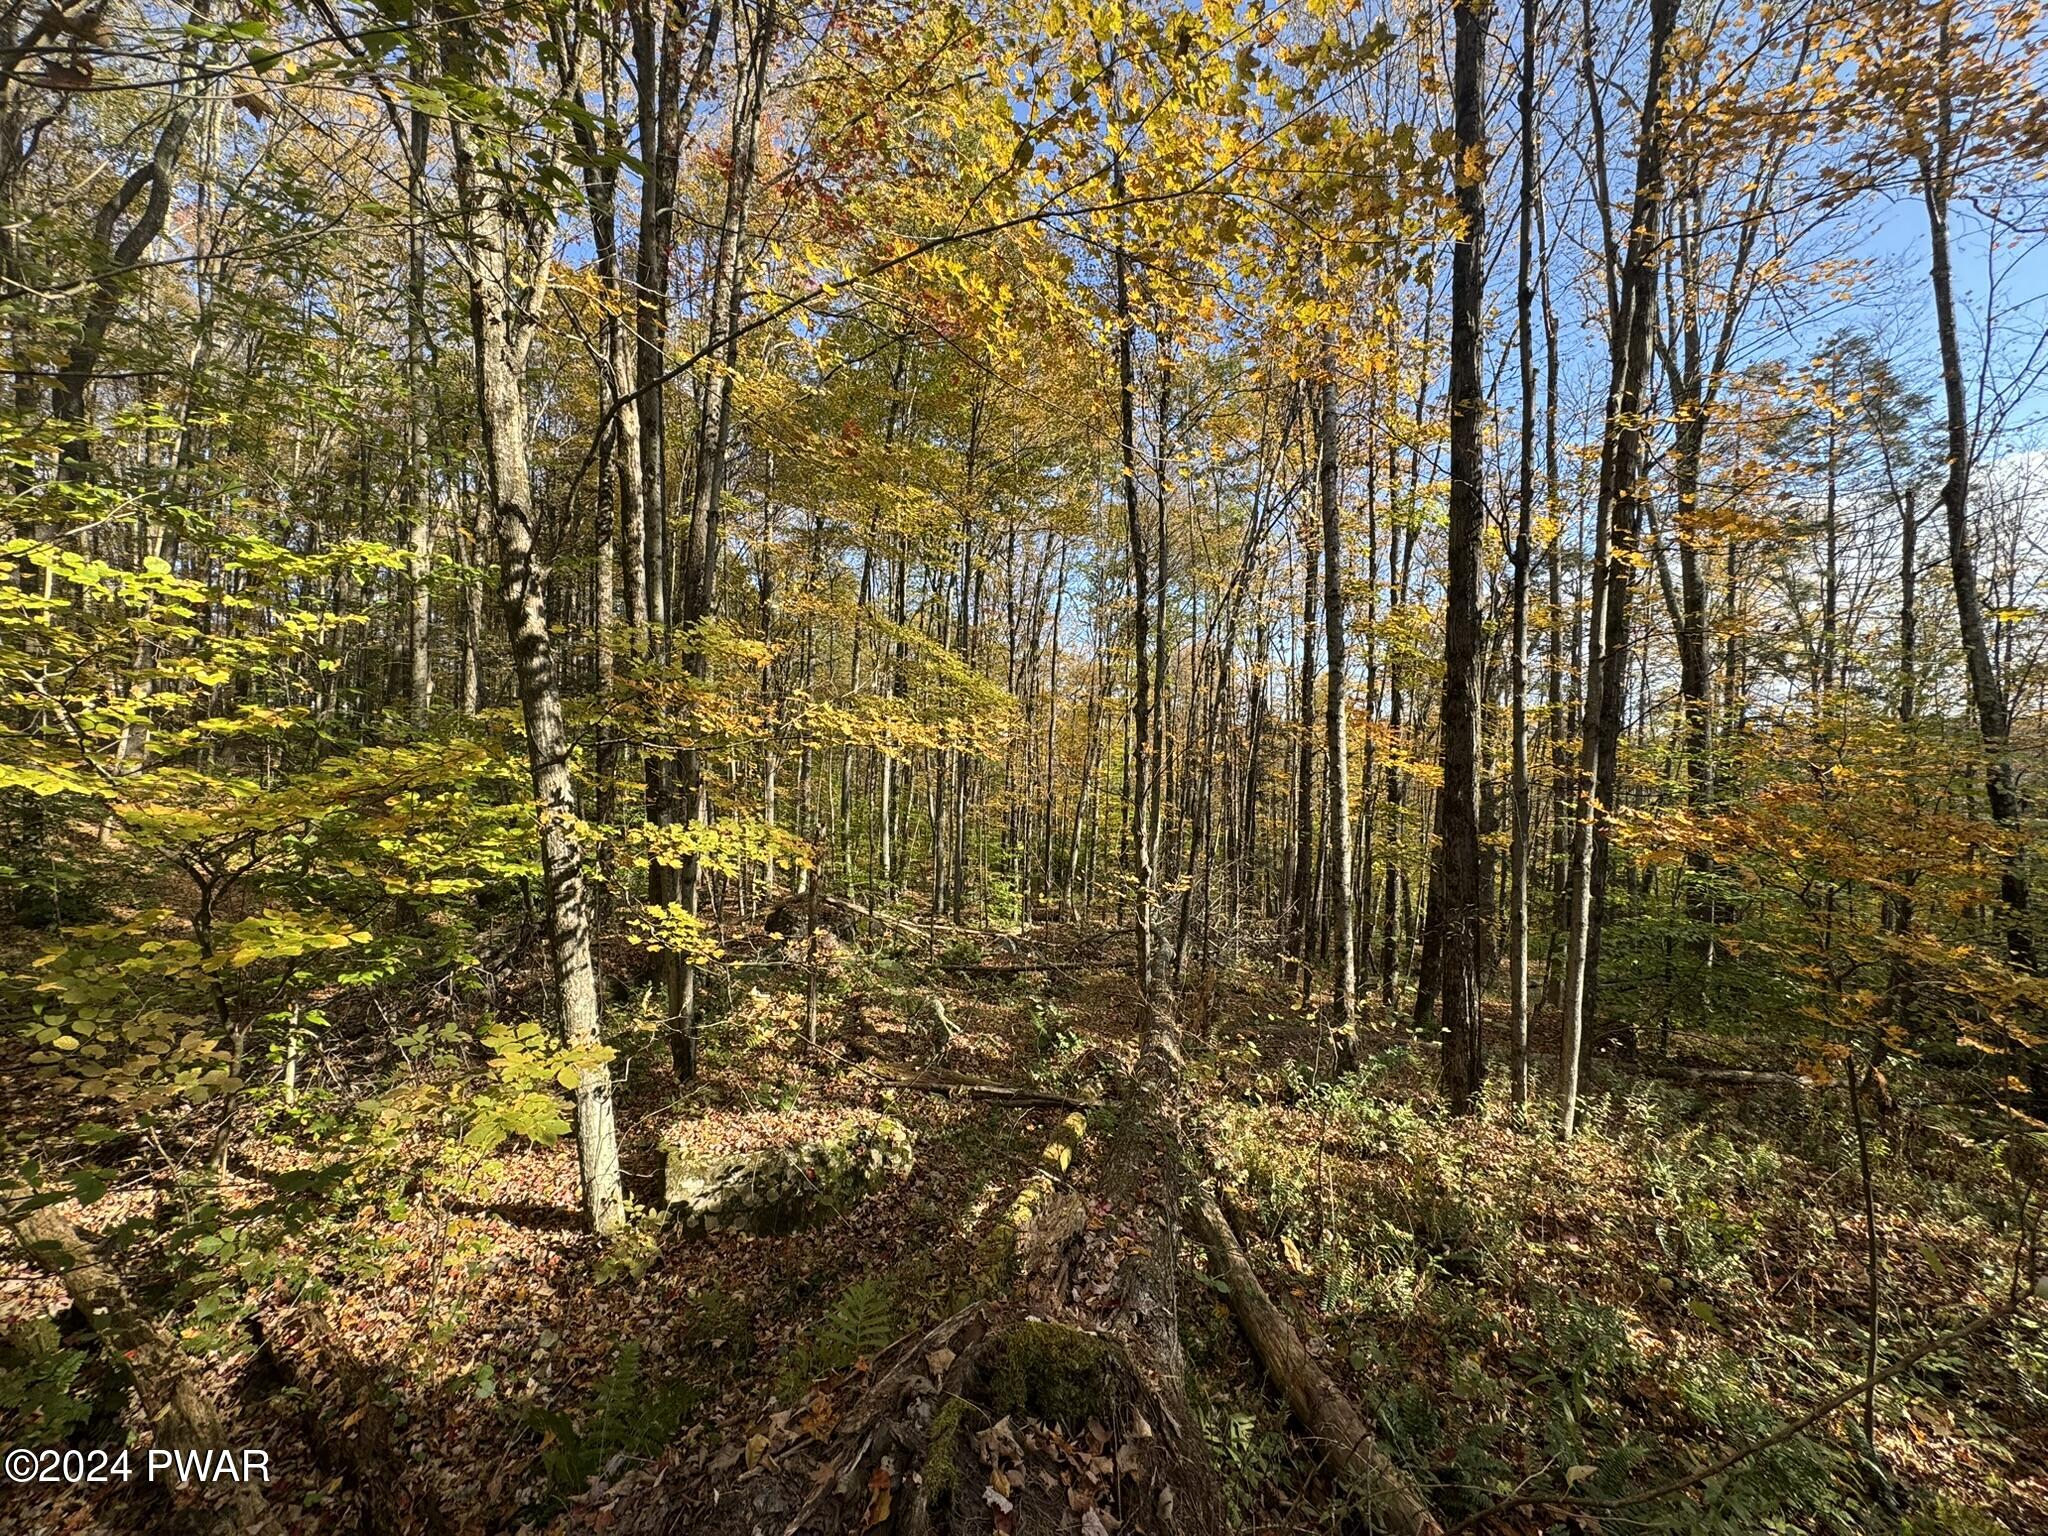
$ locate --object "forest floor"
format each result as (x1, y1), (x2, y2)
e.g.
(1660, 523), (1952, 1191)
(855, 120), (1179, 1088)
(4, 917), (2046, 1536)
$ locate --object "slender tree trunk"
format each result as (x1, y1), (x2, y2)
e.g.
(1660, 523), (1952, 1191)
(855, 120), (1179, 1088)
(1921, 159), (2033, 971)
(1887, 487), (1919, 1035)
(1508, 0), (1538, 1110)
(49, 6), (208, 476)
(1318, 368), (1357, 1063)
(671, 0), (774, 1077)
(1289, 515), (1319, 983)
(1672, 411), (1712, 809)
(1437, 0), (1489, 1114)
(1113, 150), (1158, 995)
(449, 101), (625, 1237)
(404, 85), (433, 724)
(1560, 0), (1677, 1135)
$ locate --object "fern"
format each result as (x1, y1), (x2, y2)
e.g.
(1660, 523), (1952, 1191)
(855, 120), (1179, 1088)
(1203, 1404), (1296, 1526)
(0, 1319), (94, 1446)
(772, 1276), (904, 1399)
(818, 1276), (896, 1370)
(520, 1340), (697, 1501)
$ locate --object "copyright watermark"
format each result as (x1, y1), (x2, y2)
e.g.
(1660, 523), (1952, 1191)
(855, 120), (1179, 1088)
(5, 1446), (270, 1485)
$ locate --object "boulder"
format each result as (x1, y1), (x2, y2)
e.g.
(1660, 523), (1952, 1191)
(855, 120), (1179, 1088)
(663, 1113), (914, 1235)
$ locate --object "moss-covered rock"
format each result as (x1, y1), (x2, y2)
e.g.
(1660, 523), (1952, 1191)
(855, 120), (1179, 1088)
(663, 1113), (914, 1235)
(986, 1321), (1114, 1427)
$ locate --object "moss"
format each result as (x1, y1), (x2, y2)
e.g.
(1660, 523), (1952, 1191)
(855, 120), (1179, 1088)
(987, 1321), (1113, 1427)
(923, 1395), (982, 1509)
(1039, 1112), (1088, 1176)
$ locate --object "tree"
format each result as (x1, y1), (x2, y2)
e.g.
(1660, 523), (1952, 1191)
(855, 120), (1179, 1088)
(1560, 0), (1679, 1136)
(1842, 0), (2048, 975)
(1438, 0), (1490, 1115)
(443, 2), (625, 1235)
(1318, 363), (1359, 1064)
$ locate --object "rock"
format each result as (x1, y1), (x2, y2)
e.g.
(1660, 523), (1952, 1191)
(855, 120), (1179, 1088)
(663, 1113), (915, 1236)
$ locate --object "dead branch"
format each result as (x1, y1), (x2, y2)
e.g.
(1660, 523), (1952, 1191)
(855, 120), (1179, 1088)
(868, 1069), (1098, 1110)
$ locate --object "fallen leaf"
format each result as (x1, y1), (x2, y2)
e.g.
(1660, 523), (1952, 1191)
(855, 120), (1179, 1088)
(864, 1464), (893, 1528)
(800, 1392), (838, 1441)
(980, 1415), (1025, 1464)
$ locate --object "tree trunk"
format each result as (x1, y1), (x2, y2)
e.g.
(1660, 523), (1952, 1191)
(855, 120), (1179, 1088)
(449, 99), (626, 1237)
(1921, 159), (2033, 972)
(49, 4), (208, 476)
(1317, 369), (1357, 1063)
(8, 1205), (264, 1529)
(1289, 513), (1319, 982)
(1508, 0), (1538, 1110)
(1114, 165), (1158, 996)
(1560, 0), (1677, 1135)
(404, 82), (433, 723)
(671, 0), (775, 1077)
(1437, 0), (1489, 1115)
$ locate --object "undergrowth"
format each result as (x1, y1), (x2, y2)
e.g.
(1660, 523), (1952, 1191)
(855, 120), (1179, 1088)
(1196, 1029), (2038, 1535)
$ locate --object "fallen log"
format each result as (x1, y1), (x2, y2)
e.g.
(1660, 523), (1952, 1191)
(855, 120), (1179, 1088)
(933, 961), (1103, 975)
(977, 1111), (1091, 1286)
(869, 1069), (1098, 1110)
(818, 895), (1015, 947)
(1636, 1061), (1818, 1090)
(6, 1203), (265, 1532)
(1188, 1187), (1442, 1536)
(1098, 979), (1230, 1534)
(781, 988), (1228, 1534)
(774, 1304), (1156, 1536)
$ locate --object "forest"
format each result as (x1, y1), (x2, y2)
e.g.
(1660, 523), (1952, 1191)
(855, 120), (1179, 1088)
(1, 0), (2046, 1530)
